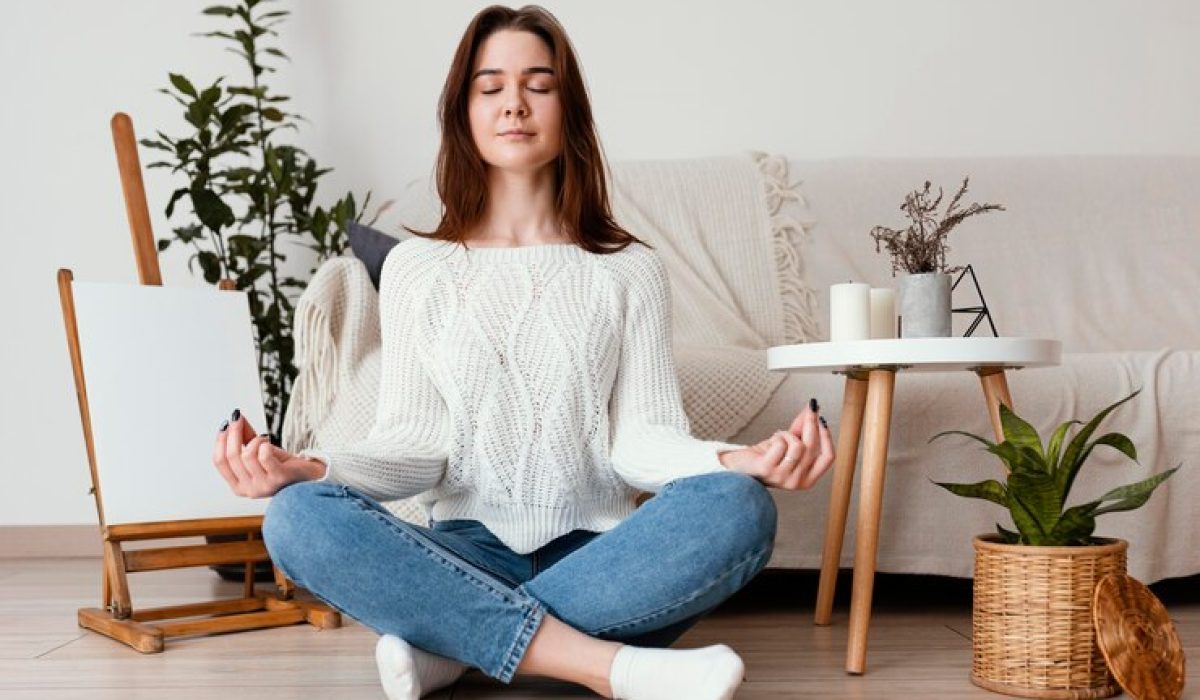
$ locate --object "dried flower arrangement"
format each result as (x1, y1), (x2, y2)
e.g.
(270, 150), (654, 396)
(870, 178), (1005, 275)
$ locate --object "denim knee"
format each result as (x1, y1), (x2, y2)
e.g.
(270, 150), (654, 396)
(680, 471), (778, 559)
(261, 480), (335, 577)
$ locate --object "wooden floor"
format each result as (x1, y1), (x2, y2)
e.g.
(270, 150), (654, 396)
(1, 558), (1196, 698)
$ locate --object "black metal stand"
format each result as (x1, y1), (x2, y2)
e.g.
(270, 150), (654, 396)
(951, 264), (998, 337)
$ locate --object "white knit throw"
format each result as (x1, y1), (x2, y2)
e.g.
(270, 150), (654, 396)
(281, 152), (818, 526)
(609, 152), (819, 440)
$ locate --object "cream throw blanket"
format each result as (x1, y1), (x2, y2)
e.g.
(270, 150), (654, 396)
(282, 152), (819, 524)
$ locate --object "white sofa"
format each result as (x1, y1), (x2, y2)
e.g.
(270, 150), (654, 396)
(314, 154), (1197, 584)
(739, 155), (1199, 583)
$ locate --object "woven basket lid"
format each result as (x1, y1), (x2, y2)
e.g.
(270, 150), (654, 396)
(1092, 572), (1186, 700)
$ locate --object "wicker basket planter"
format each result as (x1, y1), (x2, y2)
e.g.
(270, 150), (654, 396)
(971, 534), (1127, 699)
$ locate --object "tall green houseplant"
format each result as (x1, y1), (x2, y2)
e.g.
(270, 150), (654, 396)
(142, 0), (372, 439)
(931, 389), (1179, 545)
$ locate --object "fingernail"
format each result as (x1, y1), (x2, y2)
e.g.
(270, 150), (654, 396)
(259, 433), (269, 439)
(820, 416), (829, 427)
(219, 420), (229, 432)
(231, 408), (241, 421)
(810, 398), (819, 412)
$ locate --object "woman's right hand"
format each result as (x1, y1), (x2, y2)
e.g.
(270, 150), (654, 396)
(212, 411), (327, 498)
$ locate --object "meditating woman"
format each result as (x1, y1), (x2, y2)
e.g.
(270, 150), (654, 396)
(211, 5), (835, 699)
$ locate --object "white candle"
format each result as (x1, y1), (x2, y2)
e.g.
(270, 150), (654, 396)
(869, 287), (897, 339)
(829, 282), (871, 342)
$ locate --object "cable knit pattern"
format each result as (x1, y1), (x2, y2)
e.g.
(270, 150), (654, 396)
(300, 236), (744, 554)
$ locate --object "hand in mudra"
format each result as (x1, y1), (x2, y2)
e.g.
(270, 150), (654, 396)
(212, 411), (326, 498)
(719, 399), (835, 490)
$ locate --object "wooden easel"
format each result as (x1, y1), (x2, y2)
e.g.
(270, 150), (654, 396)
(56, 112), (340, 653)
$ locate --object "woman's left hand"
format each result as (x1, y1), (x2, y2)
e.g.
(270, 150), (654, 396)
(718, 401), (835, 490)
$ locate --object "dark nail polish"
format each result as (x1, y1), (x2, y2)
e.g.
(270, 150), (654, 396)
(219, 420), (229, 432)
(231, 408), (241, 421)
(809, 398), (819, 412)
(820, 416), (829, 427)
(259, 433), (269, 439)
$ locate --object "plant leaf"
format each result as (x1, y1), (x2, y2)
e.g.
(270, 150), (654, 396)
(986, 441), (1047, 475)
(1084, 432), (1139, 465)
(929, 429), (995, 449)
(999, 402), (1043, 458)
(1046, 419), (1082, 474)
(1007, 471), (1060, 543)
(174, 224), (203, 243)
(190, 187), (234, 232)
(164, 187), (189, 218)
(1093, 465), (1180, 516)
(169, 73), (197, 98)
(138, 139), (173, 152)
(1048, 500), (1100, 545)
(995, 523), (1021, 544)
(195, 250), (222, 284)
(1057, 389), (1141, 500)
(932, 479), (1007, 507)
(1007, 489), (1051, 545)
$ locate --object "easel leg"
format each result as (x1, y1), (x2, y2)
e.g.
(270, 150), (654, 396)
(815, 372), (868, 626)
(978, 368), (1013, 442)
(243, 532), (257, 598)
(102, 545), (112, 610)
(846, 369), (896, 675)
(274, 564), (295, 600)
(103, 540), (132, 618)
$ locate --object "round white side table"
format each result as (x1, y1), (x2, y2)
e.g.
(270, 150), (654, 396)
(767, 337), (1061, 675)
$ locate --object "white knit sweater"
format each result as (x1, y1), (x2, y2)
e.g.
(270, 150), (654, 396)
(300, 235), (746, 554)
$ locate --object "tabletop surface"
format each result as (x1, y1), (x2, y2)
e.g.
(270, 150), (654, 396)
(767, 337), (1062, 374)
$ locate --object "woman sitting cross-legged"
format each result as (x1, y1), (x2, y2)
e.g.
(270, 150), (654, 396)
(211, 5), (835, 699)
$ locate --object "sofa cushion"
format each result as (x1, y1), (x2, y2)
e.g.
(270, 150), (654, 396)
(346, 220), (406, 289)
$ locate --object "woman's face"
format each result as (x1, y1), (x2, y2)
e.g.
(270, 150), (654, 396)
(468, 30), (563, 175)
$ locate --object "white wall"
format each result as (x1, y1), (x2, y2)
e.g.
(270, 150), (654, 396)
(3, 0), (1198, 526)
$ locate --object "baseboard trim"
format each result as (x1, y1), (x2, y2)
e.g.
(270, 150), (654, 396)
(0, 526), (102, 558)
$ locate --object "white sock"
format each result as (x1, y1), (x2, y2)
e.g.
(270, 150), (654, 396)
(376, 634), (468, 700)
(608, 643), (745, 700)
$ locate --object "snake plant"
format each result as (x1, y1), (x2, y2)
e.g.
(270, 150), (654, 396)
(932, 389), (1179, 546)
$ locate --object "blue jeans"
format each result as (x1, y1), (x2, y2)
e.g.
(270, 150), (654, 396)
(262, 470), (776, 683)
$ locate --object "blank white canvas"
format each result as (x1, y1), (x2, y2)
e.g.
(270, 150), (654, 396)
(71, 281), (270, 525)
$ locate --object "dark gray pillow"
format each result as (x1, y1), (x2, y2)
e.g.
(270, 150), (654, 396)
(346, 220), (404, 289)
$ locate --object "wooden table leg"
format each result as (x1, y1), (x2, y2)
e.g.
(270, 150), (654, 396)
(846, 368), (896, 675)
(815, 372), (868, 626)
(978, 367), (1013, 442)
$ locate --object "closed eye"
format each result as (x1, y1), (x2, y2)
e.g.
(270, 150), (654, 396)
(481, 87), (551, 95)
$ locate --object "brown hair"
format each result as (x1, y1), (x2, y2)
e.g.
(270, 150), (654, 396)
(410, 5), (645, 254)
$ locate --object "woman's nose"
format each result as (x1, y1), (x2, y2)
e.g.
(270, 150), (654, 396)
(504, 99), (528, 118)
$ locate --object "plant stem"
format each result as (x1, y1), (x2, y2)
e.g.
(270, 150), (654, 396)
(242, 3), (287, 437)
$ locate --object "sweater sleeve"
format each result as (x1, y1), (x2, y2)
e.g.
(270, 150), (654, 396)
(299, 246), (449, 501)
(608, 251), (746, 493)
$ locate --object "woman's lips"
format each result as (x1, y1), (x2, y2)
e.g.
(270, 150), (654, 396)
(499, 131), (534, 139)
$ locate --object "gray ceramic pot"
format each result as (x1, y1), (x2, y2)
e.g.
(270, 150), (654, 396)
(900, 272), (952, 337)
